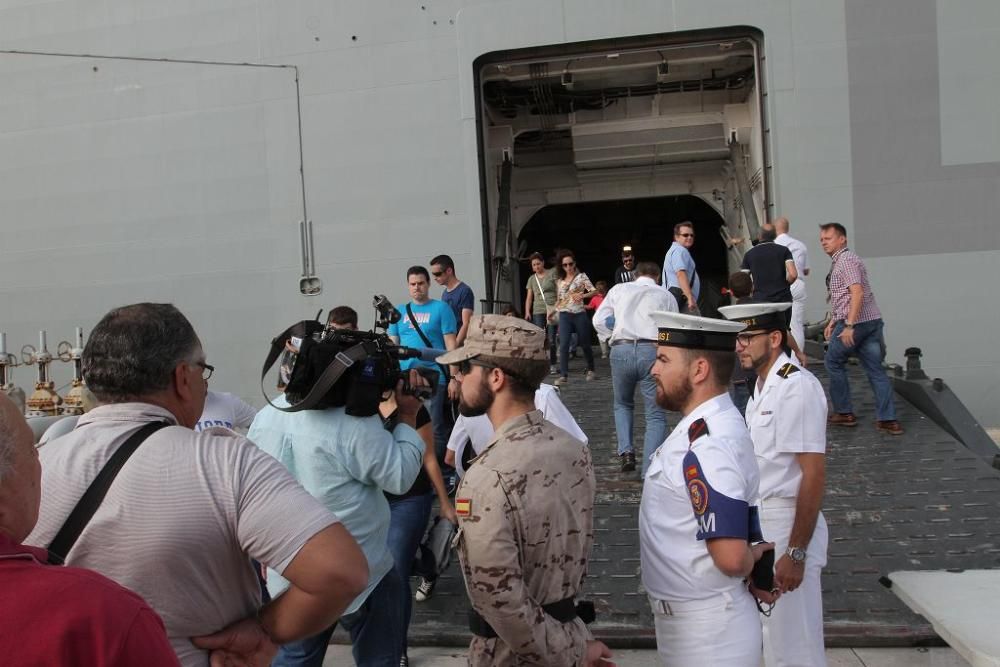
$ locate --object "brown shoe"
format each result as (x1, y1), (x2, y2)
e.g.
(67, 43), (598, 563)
(876, 420), (904, 435)
(828, 412), (858, 427)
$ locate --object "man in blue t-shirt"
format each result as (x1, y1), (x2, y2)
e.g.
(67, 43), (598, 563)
(388, 266), (458, 460)
(430, 254), (475, 347)
(662, 221), (700, 313)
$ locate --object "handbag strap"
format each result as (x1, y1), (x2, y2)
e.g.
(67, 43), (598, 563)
(534, 275), (551, 307)
(406, 303), (450, 380)
(47, 421), (169, 564)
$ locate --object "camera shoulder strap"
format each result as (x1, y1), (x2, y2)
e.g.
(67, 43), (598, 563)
(48, 421), (168, 564)
(261, 341), (370, 413)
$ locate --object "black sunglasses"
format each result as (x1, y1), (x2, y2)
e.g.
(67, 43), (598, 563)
(457, 359), (520, 381)
(431, 270), (444, 277)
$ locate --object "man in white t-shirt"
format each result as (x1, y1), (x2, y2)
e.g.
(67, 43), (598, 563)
(27, 303), (369, 667)
(773, 217), (811, 349)
(720, 302), (828, 666)
(195, 390), (257, 432)
(444, 383), (587, 478)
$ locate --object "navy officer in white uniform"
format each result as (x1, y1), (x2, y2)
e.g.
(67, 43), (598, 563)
(720, 302), (828, 666)
(639, 310), (773, 666)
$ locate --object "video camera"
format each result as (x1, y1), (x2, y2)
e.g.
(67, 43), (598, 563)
(261, 295), (441, 417)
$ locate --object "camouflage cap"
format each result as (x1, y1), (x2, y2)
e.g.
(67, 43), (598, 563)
(436, 314), (547, 364)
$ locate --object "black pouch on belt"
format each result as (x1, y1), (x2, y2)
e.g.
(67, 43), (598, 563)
(750, 546), (775, 590)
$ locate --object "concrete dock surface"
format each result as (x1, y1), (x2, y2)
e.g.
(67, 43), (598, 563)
(322, 645), (971, 666)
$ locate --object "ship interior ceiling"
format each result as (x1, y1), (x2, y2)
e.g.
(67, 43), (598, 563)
(476, 33), (768, 316)
(517, 196), (729, 310)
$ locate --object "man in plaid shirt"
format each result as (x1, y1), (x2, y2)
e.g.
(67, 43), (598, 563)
(819, 223), (903, 435)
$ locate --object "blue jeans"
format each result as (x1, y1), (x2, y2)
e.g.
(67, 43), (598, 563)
(825, 319), (896, 421)
(531, 313), (558, 364)
(610, 342), (666, 476)
(558, 311), (594, 377)
(272, 568), (404, 667)
(387, 492), (434, 657)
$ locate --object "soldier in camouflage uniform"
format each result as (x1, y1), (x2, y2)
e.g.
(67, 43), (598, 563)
(436, 315), (615, 667)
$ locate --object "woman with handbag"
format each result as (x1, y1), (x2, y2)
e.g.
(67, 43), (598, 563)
(554, 249), (598, 385)
(523, 252), (559, 375)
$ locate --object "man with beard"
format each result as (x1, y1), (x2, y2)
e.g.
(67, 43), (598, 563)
(720, 302), (828, 666)
(639, 311), (772, 666)
(436, 315), (614, 667)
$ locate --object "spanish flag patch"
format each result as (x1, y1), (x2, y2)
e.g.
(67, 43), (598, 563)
(455, 498), (472, 517)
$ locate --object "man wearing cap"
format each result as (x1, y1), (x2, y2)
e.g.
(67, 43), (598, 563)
(720, 302), (829, 666)
(639, 310), (772, 665)
(593, 260), (677, 475)
(438, 315), (614, 667)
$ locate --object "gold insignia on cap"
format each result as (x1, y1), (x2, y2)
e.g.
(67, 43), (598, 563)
(658, 331), (671, 342)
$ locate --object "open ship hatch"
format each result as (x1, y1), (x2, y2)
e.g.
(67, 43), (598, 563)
(472, 29), (770, 311)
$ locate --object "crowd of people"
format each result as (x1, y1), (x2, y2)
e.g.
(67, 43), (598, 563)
(0, 223), (905, 666)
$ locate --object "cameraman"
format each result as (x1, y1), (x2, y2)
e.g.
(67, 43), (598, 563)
(329, 305), (456, 665)
(248, 330), (426, 667)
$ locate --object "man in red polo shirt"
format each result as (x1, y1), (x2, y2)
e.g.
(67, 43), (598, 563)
(0, 393), (179, 666)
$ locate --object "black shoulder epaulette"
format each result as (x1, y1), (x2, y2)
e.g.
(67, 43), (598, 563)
(688, 418), (709, 445)
(777, 363), (800, 378)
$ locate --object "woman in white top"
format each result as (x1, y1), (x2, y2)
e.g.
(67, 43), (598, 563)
(554, 249), (598, 385)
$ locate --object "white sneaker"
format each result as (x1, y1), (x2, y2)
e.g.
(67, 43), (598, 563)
(549, 365), (559, 375)
(415, 577), (436, 602)
(554, 376), (568, 386)
(585, 370), (596, 381)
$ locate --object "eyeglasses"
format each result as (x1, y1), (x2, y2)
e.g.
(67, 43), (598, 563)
(431, 271), (444, 277)
(562, 261), (576, 267)
(735, 331), (770, 347)
(679, 233), (695, 238)
(195, 361), (214, 380)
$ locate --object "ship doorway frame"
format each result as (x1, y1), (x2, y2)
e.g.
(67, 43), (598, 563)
(470, 26), (770, 309)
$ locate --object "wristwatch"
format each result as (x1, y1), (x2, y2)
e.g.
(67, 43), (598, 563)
(786, 546), (807, 564)
(844, 321), (854, 328)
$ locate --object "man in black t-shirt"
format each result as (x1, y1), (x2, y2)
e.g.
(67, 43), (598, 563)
(740, 223), (808, 365)
(741, 223), (798, 308)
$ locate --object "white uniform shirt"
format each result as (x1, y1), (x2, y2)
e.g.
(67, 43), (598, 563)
(446, 384), (588, 477)
(639, 393), (761, 602)
(745, 352), (827, 500)
(592, 276), (677, 342)
(196, 390), (257, 432)
(775, 233), (810, 279)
